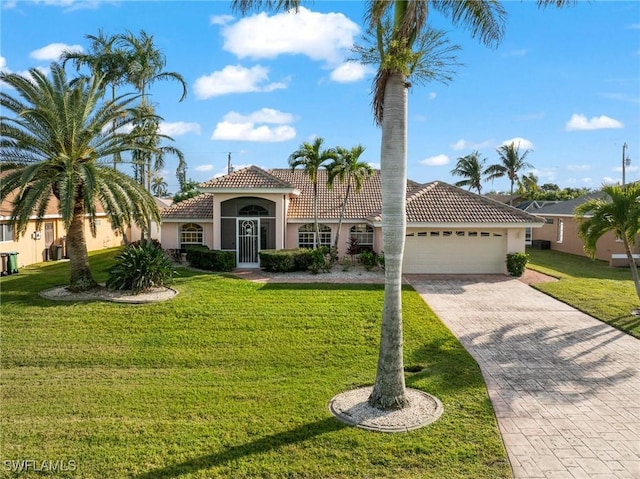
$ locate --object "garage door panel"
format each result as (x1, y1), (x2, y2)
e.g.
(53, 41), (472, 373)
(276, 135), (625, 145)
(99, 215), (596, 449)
(403, 230), (506, 274)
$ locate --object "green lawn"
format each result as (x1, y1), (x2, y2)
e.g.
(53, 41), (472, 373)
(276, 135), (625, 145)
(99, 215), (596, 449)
(526, 248), (640, 339)
(0, 249), (509, 479)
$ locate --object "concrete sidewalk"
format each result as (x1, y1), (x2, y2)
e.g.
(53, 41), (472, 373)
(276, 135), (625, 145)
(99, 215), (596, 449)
(406, 275), (640, 479)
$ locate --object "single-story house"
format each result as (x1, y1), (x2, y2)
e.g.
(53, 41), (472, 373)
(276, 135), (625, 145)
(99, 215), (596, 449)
(0, 191), (124, 270)
(527, 192), (631, 262)
(160, 166), (544, 274)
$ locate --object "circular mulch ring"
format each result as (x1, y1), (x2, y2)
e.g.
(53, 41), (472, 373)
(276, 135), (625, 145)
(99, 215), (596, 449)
(328, 386), (444, 433)
(39, 285), (177, 304)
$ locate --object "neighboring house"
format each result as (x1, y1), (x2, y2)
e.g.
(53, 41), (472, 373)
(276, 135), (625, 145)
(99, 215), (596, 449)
(126, 197), (173, 243)
(0, 191), (124, 270)
(528, 191), (630, 261)
(161, 166), (544, 274)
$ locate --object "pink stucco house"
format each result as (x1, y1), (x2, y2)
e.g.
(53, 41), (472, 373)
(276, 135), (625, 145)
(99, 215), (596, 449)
(160, 166), (544, 274)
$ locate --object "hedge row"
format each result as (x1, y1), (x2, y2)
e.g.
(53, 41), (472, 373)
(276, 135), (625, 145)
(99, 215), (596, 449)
(186, 246), (236, 272)
(258, 249), (314, 273)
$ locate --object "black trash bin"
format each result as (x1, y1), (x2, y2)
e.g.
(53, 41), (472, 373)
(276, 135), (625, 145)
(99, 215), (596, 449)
(0, 253), (8, 276)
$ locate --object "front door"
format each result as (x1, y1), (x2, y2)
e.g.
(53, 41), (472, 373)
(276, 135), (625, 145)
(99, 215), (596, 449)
(237, 218), (260, 268)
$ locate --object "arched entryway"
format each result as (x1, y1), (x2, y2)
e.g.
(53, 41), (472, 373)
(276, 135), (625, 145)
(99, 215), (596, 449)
(221, 197), (276, 268)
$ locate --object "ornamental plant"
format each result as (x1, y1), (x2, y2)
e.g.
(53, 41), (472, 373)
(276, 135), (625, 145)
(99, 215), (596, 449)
(506, 252), (529, 277)
(106, 242), (176, 294)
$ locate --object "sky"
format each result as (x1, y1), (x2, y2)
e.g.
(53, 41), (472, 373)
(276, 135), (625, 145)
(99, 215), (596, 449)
(1, 0), (639, 195)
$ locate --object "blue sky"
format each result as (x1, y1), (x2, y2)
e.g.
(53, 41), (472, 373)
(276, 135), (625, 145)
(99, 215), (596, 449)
(2, 0), (639, 195)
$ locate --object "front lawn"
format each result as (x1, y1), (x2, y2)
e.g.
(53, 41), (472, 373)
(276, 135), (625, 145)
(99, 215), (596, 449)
(526, 248), (640, 339)
(0, 249), (509, 478)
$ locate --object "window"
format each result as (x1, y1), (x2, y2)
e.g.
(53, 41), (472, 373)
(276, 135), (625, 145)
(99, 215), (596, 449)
(350, 224), (374, 248)
(525, 227), (532, 245)
(298, 224), (331, 249)
(443, 231), (452, 237)
(468, 232), (478, 237)
(556, 219), (564, 243)
(0, 223), (14, 242)
(430, 231), (440, 237)
(456, 231), (465, 237)
(238, 204), (269, 216)
(180, 223), (203, 247)
(545, 218), (554, 225)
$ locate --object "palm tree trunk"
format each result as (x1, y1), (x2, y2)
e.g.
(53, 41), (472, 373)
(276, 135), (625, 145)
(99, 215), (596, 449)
(334, 180), (351, 251)
(313, 181), (319, 248)
(623, 237), (640, 300)
(67, 199), (97, 292)
(368, 72), (409, 410)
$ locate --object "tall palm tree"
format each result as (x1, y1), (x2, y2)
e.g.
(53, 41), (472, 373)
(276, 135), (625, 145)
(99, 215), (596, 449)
(0, 64), (161, 291)
(327, 145), (374, 250)
(450, 151), (487, 194)
(117, 30), (188, 192)
(485, 141), (534, 206)
(517, 172), (539, 200)
(575, 183), (640, 301)
(234, 0), (574, 412)
(60, 29), (131, 170)
(288, 137), (336, 248)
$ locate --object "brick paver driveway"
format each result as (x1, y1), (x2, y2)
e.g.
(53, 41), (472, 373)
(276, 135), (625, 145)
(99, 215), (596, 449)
(406, 275), (640, 479)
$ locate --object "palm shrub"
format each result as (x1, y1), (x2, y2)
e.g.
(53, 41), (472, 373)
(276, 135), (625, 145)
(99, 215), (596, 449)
(107, 243), (176, 294)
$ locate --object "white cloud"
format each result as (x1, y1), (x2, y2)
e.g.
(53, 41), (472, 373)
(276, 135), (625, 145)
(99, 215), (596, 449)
(420, 154), (450, 166)
(212, 108), (296, 142)
(368, 162), (381, 170)
(499, 137), (534, 150)
(565, 114), (623, 131)
(210, 14), (234, 25)
(159, 122), (201, 137)
(612, 165), (639, 173)
(566, 164), (591, 172)
(450, 139), (493, 151)
(502, 48), (527, 58)
(194, 64), (287, 99)
(330, 62), (370, 83)
(221, 7), (359, 66)
(602, 176), (618, 185)
(428, 92), (437, 101)
(195, 164), (214, 172)
(530, 167), (557, 181)
(0, 56), (10, 73)
(30, 42), (83, 61)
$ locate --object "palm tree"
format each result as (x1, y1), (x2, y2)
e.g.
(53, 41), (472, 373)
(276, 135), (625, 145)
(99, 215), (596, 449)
(0, 64), (161, 291)
(517, 172), (539, 200)
(60, 29), (131, 170)
(288, 137), (336, 248)
(151, 175), (169, 197)
(575, 183), (640, 301)
(450, 151), (487, 194)
(327, 145), (373, 250)
(233, 0), (574, 412)
(485, 142), (534, 206)
(117, 30), (188, 192)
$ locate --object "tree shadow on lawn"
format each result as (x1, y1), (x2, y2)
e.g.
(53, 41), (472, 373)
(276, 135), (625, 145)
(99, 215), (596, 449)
(134, 417), (346, 479)
(458, 321), (637, 406)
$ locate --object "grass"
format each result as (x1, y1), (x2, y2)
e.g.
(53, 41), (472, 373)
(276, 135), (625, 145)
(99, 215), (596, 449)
(0, 249), (510, 479)
(526, 248), (640, 338)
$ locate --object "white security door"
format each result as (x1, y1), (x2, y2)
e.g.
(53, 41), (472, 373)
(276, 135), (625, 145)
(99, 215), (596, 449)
(237, 218), (260, 268)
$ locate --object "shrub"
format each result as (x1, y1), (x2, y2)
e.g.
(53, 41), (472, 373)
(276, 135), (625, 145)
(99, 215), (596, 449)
(506, 252), (529, 277)
(359, 250), (378, 271)
(259, 249), (313, 273)
(309, 246), (334, 274)
(107, 242), (176, 294)
(186, 247), (235, 272)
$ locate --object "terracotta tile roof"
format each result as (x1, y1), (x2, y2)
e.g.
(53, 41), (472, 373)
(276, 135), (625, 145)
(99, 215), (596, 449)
(401, 182), (545, 224)
(160, 194), (213, 219)
(199, 165), (295, 190)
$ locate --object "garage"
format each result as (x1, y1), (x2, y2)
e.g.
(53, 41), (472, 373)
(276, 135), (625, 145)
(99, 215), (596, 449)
(403, 229), (507, 274)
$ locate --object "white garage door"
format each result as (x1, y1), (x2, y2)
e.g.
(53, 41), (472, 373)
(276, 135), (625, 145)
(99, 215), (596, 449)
(403, 229), (506, 274)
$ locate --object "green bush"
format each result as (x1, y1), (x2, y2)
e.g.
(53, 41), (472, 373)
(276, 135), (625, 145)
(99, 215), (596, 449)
(259, 249), (313, 273)
(506, 252), (529, 277)
(106, 242), (176, 294)
(186, 247), (235, 272)
(309, 246), (335, 274)
(359, 250), (378, 271)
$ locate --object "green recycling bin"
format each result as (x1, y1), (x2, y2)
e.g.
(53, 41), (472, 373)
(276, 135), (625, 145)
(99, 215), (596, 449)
(7, 251), (18, 274)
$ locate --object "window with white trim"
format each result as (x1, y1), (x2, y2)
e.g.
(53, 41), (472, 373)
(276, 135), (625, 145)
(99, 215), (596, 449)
(350, 224), (373, 248)
(556, 219), (564, 243)
(0, 223), (14, 242)
(180, 223), (204, 247)
(298, 223), (331, 249)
